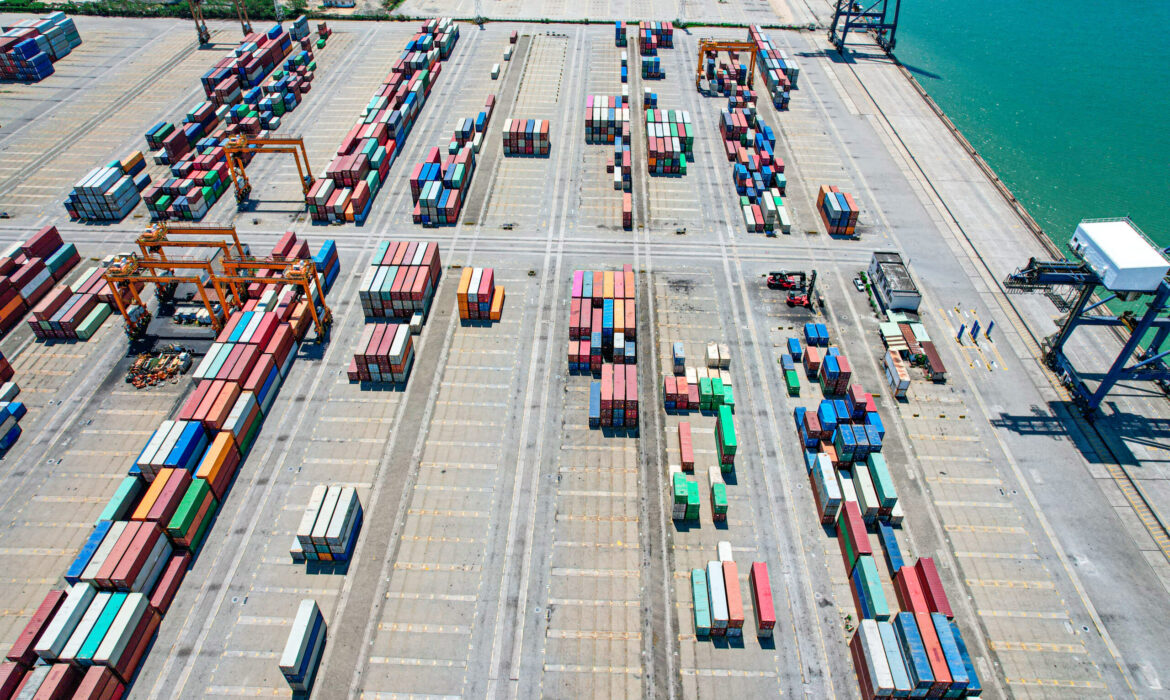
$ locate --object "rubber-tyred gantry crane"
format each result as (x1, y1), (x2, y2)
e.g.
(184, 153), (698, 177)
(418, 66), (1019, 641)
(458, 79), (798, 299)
(136, 222), (248, 261)
(104, 254), (234, 332)
(187, 0), (251, 45)
(216, 256), (332, 337)
(224, 135), (316, 206)
(695, 39), (756, 90)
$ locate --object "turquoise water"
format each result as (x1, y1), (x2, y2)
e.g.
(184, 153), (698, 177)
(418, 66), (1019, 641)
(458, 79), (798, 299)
(893, 0), (1170, 255)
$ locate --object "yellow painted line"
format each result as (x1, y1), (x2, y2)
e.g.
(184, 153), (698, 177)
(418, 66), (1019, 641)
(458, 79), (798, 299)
(32, 496), (104, 504)
(378, 623), (470, 634)
(1005, 678), (1105, 689)
(907, 433), (979, 442)
(406, 509), (488, 518)
(930, 476), (1003, 486)
(550, 568), (638, 578)
(548, 598), (640, 607)
(401, 535), (483, 544)
(681, 668), (780, 679)
(555, 514), (638, 522)
(543, 664), (641, 675)
(966, 578), (1056, 590)
(946, 524), (1025, 534)
(546, 629), (640, 640)
(203, 686), (290, 696)
(392, 563), (481, 573)
(991, 640), (1085, 654)
(934, 500), (1014, 509)
(367, 657), (465, 668)
(979, 609), (1069, 619)
(954, 551), (1039, 560)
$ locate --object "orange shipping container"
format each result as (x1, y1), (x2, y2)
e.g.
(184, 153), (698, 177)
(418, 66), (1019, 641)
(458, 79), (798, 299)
(489, 286), (505, 321)
(132, 470), (175, 521)
(723, 561), (744, 631)
(603, 271), (614, 299)
(195, 432), (242, 501)
(205, 381), (241, 430)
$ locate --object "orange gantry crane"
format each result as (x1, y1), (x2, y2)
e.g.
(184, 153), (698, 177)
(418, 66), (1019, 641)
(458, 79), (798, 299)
(104, 254), (233, 332)
(216, 256), (332, 337)
(224, 135), (316, 205)
(187, 0), (251, 45)
(696, 39), (757, 89)
(136, 222), (249, 261)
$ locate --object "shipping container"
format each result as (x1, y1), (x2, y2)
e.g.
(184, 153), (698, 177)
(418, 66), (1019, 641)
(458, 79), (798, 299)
(280, 599), (326, 691)
(748, 562), (775, 637)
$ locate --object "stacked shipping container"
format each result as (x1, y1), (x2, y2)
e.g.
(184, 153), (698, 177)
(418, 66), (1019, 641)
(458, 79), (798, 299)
(817, 185), (859, 236)
(787, 336), (980, 698)
(292, 485), (363, 562)
(64, 151), (151, 221)
(357, 240), (442, 319)
(748, 25), (798, 109)
(689, 552), (775, 639)
(308, 18), (459, 224)
(0, 226), (82, 336)
(637, 21), (674, 55)
(502, 118), (550, 156)
(719, 106), (790, 233)
(410, 144), (475, 224)
(279, 600), (325, 692)
(457, 267), (504, 321)
(645, 109), (693, 175)
(0, 13), (81, 82)
(143, 23), (320, 222)
(585, 95), (632, 193)
(567, 267), (639, 428)
(348, 323), (414, 383)
(2, 237), (334, 693)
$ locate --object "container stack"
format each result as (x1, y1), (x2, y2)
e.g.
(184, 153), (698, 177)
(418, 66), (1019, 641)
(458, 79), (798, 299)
(0, 399), (25, 452)
(748, 26), (797, 109)
(279, 600), (325, 692)
(645, 109), (692, 175)
(614, 21), (627, 47)
(311, 239), (341, 295)
(670, 466), (699, 521)
(457, 267), (504, 321)
(568, 267), (639, 429)
(709, 467), (728, 522)
(637, 21), (674, 55)
(292, 485), (363, 562)
(720, 108), (789, 234)
(641, 56), (663, 79)
(0, 13), (81, 82)
(64, 152), (150, 221)
(142, 23), (317, 222)
(309, 19), (459, 224)
(27, 284), (106, 341)
(1, 226), (83, 336)
(409, 143), (475, 225)
(347, 323), (414, 383)
(502, 118), (551, 156)
(662, 362), (733, 411)
(358, 240), (442, 319)
(585, 95), (630, 144)
(11, 240), (336, 693)
(818, 185), (859, 236)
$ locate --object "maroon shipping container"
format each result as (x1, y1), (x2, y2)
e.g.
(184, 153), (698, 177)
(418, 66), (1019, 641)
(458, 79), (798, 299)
(112, 608), (160, 684)
(914, 558), (953, 618)
(894, 565), (929, 613)
(5, 589), (66, 666)
(149, 552), (192, 615)
(31, 662), (80, 698)
(31, 286), (71, 322)
(73, 666), (125, 700)
(836, 501), (871, 572)
(0, 662), (25, 698)
(22, 225), (64, 259)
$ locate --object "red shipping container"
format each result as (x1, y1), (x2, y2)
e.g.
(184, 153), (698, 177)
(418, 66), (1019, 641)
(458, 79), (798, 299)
(112, 609), (160, 684)
(149, 551), (192, 615)
(837, 501), (872, 572)
(749, 562), (776, 636)
(914, 610), (952, 690)
(678, 422), (693, 470)
(723, 561), (744, 632)
(914, 558), (953, 618)
(625, 365), (637, 409)
(5, 589), (66, 666)
(96, 522), (140, 589)
(30, 662), (80, 698)
(895, 566), (929, 614)
(179, 380), (215, 422)
(111, 522), (162, 589)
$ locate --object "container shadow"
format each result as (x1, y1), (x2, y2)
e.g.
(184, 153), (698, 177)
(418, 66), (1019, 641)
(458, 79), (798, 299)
(355, 380), (408, 392)
(673, 520), (701, 533)
(306, 559), (352, 575)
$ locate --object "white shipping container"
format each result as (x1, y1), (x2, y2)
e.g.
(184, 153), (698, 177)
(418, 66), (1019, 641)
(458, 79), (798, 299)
(852, 465), (880, 524)
(706, 561), (729, 633)
(311, 487), (341, 545)
(717, 541), (733, 563)
(325, 487), (358, 546)
(858, 619), (895, 695)
(836, 468), (859, 508)
(279, 599), (323, 675)
(81, 521), (127, 583)
(297, 485), (328, 548)
(60, 591), (111, 662)
(35, 582), (96, 660)
(93, 594), (148, 665)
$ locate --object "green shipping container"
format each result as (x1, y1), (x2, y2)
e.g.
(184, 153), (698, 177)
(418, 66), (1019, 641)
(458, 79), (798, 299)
(77, 303), (112, 340)
(840, 515), (860, 571)
(856, 555), (890, 620)
(711, 378), (724, 406)
(716, 405), (736, 454)
(699, 377), (713, 408)
(691, 569), (712, 635)
(673, 472), (688, 507)
(168, 479), (215, 539)
(722, 384), (734, 411)
(78, 592), (127, 661)
(711, 482), (727, 514)
(785, 369), (800, 396)
(685, 480), (700, 520)
(866, 453), (897, 509)
(98, 476), (142, 523)
(189, 501), (216, 550)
